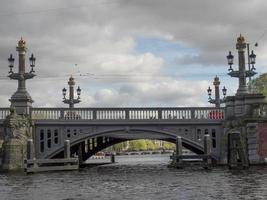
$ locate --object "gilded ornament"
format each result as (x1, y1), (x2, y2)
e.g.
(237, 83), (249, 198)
(17, 37), (26, 48)
(237, 34), (245, 44)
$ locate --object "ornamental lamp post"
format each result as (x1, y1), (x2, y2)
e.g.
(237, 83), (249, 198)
(29, 53), (36, 73)
(8, 54), (15, 74)
(249, 50), (256, 70)
(226, 51), (234, 71)
(62, 88), (67, 99)
(8, 38), (36, 115)
(227, 34), (257, 95)
(62, 75), (81, 108)
(207, 76), (227, 108)
(77, 86), (81, 97)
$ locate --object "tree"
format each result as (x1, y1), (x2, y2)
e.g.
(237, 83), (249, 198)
(129, 140), (147, 151)
(106, 139), (175, 152)
(146, 140), (156, 150)
(106, 141), (128, 152)
(251, 73), (267, 99)
(162, 141), (175, 150)
(112, 142), (126, 152)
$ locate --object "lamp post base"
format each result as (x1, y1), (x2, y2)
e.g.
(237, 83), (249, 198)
(9, 91), (33, 115)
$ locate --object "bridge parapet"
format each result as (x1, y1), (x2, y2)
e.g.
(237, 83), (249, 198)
(0, 108), (10, 120)
(30, 107), (225, 121)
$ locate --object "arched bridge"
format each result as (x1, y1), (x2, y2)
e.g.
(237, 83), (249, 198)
(0, 106), (225, 162)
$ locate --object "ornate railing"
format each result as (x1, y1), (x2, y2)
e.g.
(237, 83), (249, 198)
(31, 107), (225, 121)
(0, 108), (10, 120)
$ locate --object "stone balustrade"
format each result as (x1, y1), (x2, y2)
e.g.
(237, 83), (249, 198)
(29, 107), (225, 121)
(0, 108), (10, 120)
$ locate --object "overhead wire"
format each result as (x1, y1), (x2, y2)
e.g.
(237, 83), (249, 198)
(255, 29), (267, 47)
(0, 71), (229, 82)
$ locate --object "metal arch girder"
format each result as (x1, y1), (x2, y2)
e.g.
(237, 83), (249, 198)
(44, 127), (208, 159)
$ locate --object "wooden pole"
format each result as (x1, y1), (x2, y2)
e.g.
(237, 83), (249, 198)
(27, 139), (34, 160)
(64, 140), (70, 159)
(204, 135), (212, 169)
(176, 136), (183, 167)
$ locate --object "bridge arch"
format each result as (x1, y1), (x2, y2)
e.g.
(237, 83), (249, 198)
(46, 128), (205, 160)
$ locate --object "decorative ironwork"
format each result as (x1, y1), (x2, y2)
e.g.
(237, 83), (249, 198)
(207, 76), (227, 108)
(226, 34), (257, 94)
(8, 38), (36, 115)
(62, 76), (81, 108)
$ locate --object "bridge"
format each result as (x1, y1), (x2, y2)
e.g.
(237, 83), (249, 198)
(1, 35), (267, 171)
(0, 106), (224, 162)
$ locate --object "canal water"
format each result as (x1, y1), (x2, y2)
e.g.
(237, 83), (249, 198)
(1, 154), (267, 200)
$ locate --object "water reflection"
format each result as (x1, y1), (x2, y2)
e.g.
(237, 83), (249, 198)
(0, 155), (267, 200)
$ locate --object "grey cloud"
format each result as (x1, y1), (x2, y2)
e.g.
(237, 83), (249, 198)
(0, 0), (265, 68)
(0, 0), (266, 107)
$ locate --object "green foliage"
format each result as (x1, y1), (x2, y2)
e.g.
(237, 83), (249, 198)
(251, 73), (267, 99)
(106, 139), (175, 152)
(112, 142), (127, 152)
(146, 140), (156, 150)
(162, 142), (175, 150)
(129, 140), (147, 151)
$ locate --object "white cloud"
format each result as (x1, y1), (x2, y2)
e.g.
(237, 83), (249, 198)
(0, 0), (265, 108)
(80, 79), (210, 107)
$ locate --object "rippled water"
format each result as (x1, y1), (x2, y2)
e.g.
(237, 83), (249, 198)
(1, 155), (267, 200)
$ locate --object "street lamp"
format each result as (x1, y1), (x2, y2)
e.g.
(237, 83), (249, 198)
(7, 37), (36, 115)
(226, 34), (257, 95)
(207, 76), (227, 108)
(222, 86), (227, 96)
(77, 86), (81, 99)
(8, 54), (14, 74)
(227, 51), (234, 71)
(62, 75), (81, 108)
(249, 50), (256, 70)
(207, 86), (212, 100)
(29, 53), (36, 73)
(62, 88), (67, 99)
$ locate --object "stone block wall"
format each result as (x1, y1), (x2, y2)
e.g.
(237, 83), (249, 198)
(1, 139), (27, 171)
(257, 122), (267, 162)
(247, 122), (267, 164)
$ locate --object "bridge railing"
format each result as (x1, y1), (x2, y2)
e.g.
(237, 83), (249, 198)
(0, 108), (10, 120)
(31, 107), (225, 121)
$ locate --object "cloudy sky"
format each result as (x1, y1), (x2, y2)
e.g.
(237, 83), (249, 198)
(1, 0), (267, 108)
